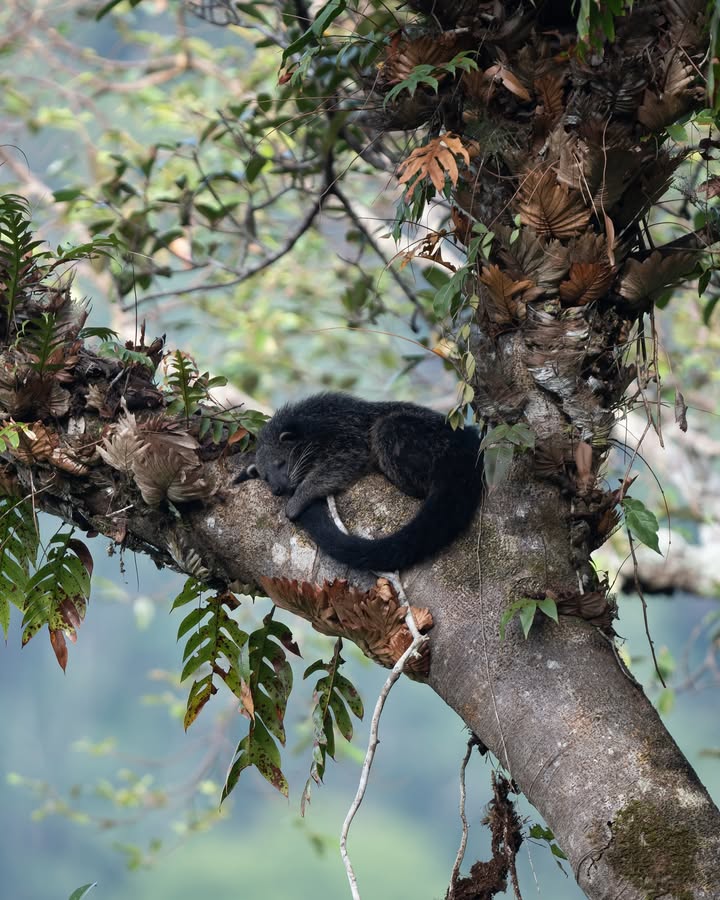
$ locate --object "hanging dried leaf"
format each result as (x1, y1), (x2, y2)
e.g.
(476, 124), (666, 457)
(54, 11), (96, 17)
(450, 206), (473, 245)
(496, 226), (570, 292)
(532, 73), (565, 140)
(259, 576), (433, 677)
(674, 389), (688, 433)
(484, 63), (531, 101)
(397, 134), (470, 200)
(479, 265), (533, 325)
(638, 55), (700, 131)
(559, 261), (614, 306)
(49, 629), (69, 671)
(618, 250), (697, 305)
(517, 169), (591, 240)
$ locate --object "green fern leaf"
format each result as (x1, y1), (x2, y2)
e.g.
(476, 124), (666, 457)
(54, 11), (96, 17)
(21, 532), (91, 648)
(0, 496), (40, 638)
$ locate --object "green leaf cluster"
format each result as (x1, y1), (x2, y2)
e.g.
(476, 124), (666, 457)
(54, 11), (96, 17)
(622, 497), (661, 555)
(480, 422), (536, 490)
(499, 596), (558, 640)
(0, 496), (40, 638)
(21, 532), (92, 647)
(222, 611), (299, 800)
(301, 643), (364, 813)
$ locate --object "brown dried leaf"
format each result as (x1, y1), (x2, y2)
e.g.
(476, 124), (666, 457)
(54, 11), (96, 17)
(496, 226), (570, 292)
(259, 576), (433, 677)
(132, 445), (214, 506)
(49, 629), (68, 672)
(553, 589), (615, 630)
(85, 383), (108, 411)
(98, 411), (145, 475)
(574, 440), (594, 493)
(698, 176), (720, 199)
(674, 389), (688, 432)
(382, 33), (463, 85)
(638, 55), (699, 131)
(559, 261), (614, 306)
(397, 134), (470, 201)
(618, 250), (697, 305)
(484, 63), (531, 101)
(479, 265), (533, 324)
(517, 169), (591, 240)
(534, 73), (565, 124)
(12, 421), (57, 464)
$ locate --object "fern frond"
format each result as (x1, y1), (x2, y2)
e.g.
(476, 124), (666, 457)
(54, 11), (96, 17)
(0, 194), (46, 334)
(21, 532), (92, 653)
(0, 495), (40, 638)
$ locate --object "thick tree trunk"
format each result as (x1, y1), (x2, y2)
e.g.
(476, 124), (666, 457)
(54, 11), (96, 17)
(11, 442), (719, 898)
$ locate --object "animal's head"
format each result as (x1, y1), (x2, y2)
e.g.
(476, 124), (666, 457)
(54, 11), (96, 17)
(245, 413), (313, 496)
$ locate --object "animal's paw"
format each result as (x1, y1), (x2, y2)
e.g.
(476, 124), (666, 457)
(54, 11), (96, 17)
(285, 496), (303, 521)
(234, 464), (258, 484)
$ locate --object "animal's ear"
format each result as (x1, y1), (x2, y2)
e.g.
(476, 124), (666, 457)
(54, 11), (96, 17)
(279, 430), (296, 443)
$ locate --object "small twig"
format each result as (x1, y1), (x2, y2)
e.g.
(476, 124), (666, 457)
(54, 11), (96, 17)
(447, 735), (475, 898)
(340, 625), (428, 899)
(627, 530), (667, 688)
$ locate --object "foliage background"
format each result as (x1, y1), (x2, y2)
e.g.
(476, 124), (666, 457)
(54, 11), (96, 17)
(0, 2), (718, 898)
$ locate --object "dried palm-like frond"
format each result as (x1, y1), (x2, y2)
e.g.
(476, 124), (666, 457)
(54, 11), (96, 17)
(662, 0), (706, 46)
(517, 169), (591, 240)
(618, 250), (698, 306)
(496, 225), (570, 292)
(98, 411), (146, 475)
(588, 65), (648, 116)
(638, 55), (701, 131)
(532, 73), (565, 138)
(559, 233), (615, 304)
(478, 265), (534, 325)
(0, 369), (71, 420)
(260, 576), (433, 677)
(559, 261), (615, 306)
(132, 445), (213, 506)
(99, 409), (213, 504)
(382, 33), (465, 85)
(612, 147), (683, 228)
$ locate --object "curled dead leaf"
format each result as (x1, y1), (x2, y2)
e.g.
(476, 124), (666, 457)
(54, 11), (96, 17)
(259, 576), (433, 677)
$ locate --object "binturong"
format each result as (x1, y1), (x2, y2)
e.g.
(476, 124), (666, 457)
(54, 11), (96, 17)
(234, 393), (484, 571)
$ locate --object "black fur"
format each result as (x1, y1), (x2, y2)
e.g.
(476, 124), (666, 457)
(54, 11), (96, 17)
(235, 393), (483, 570)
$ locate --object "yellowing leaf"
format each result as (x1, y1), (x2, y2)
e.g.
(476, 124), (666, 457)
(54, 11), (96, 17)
(397, 134), (470, 201)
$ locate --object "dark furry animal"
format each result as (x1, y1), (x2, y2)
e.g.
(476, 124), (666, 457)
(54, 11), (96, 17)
(235, 393), (483, 570)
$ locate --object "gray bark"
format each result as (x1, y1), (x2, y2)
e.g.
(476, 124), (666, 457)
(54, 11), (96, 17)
(22, 453), (720, 899)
